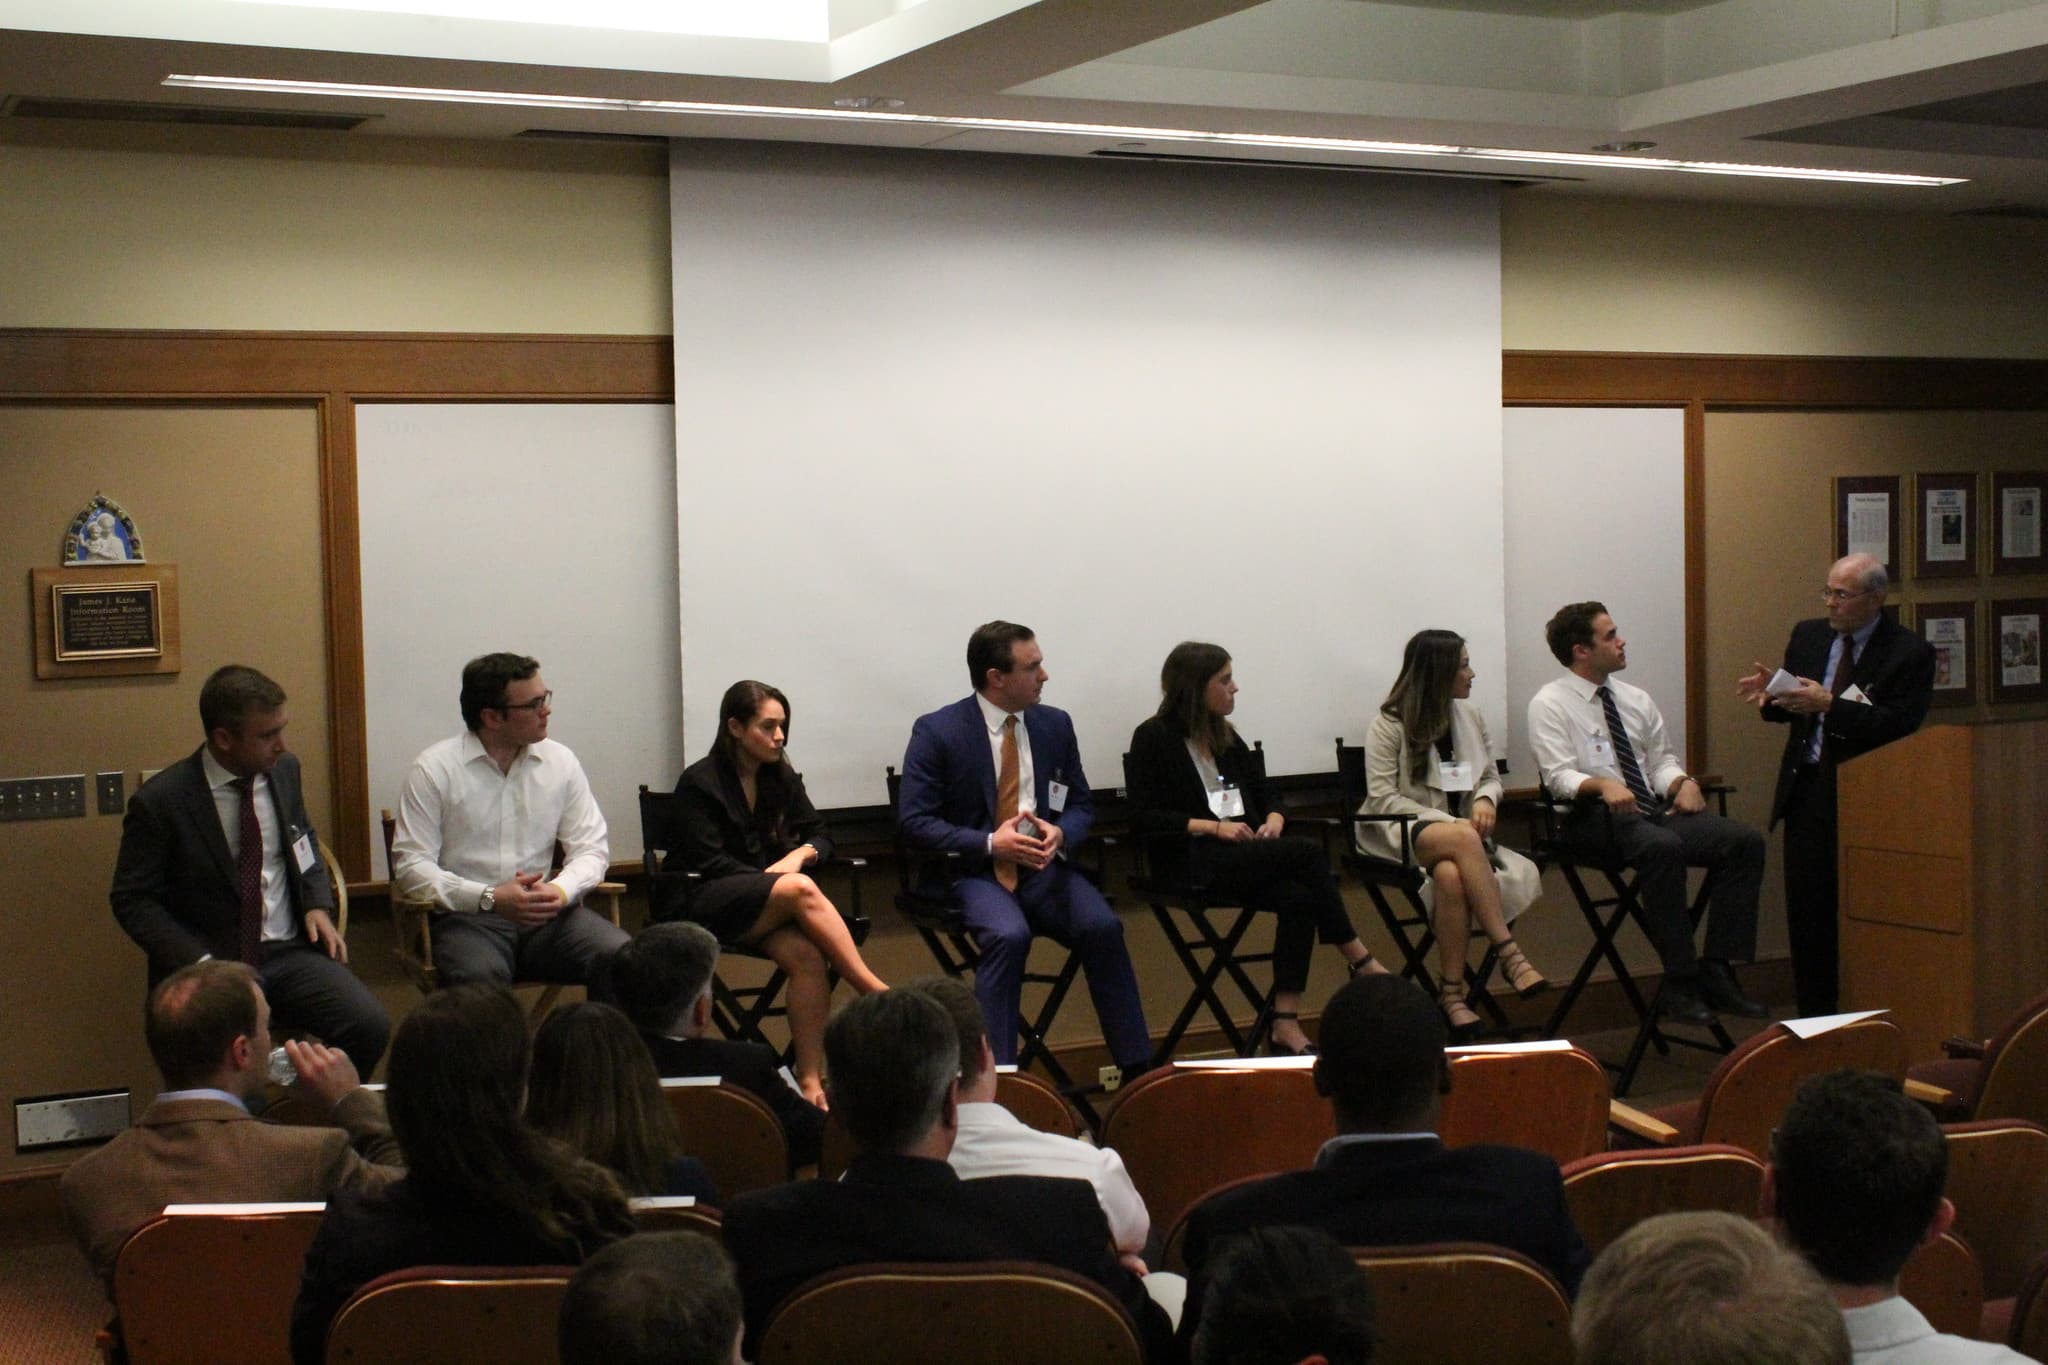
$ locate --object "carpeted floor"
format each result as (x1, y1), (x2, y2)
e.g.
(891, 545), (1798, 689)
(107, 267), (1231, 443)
(0, 1216), (106, 1365)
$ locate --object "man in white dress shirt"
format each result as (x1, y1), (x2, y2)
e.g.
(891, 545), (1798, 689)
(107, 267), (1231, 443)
(1526, 602), (1766, 1026)
(391, 651), (628, 996)
(1769, 1069), (2040, 1365)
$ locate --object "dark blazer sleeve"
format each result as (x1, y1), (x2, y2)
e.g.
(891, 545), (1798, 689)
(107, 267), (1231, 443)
(275, 754), (337, 922)
(897, 706), (992, 858)
(672, 761), (760, 879)
(1760, 619), (1831, 728)
(1125, 717), (1204, 839)
(781, 770), (834, 864)
(1036, 708), (1096, 850)
(110, 779), (214, 970)
(1825, 617), (1936, 756)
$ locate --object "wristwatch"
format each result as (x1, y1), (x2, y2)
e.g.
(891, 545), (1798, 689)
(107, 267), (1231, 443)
(477, 887), (496, 914)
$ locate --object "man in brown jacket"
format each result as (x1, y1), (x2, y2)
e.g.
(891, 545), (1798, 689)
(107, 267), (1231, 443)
(60, 959), (401, 1288)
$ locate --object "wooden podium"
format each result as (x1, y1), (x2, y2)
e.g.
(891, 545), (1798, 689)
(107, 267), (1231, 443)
(1839, 721), (2048, 1060)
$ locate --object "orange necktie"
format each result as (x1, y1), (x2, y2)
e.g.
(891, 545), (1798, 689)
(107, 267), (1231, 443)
(996, 715), (1020, 891)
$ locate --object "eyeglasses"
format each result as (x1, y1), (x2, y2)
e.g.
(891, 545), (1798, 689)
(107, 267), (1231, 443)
(497, 690), (553, 713)
(1819, 587), (1874, 603)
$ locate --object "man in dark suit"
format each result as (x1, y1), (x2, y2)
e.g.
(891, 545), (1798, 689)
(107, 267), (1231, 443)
(610, 921), (825, 1168)
(1739, 554), (1936, 1016)
(897, 620), (1150, 1076)
(721, 990), (1174, 1361)
(111, 665), (389, 1073)
(60, 960), (399, 1290)
(1179, 973), (1592, 1345)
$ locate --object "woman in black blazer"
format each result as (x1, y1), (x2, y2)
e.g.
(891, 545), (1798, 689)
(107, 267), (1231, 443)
(666, 680), (888, 1106)
(1127, 642), (1382, 1055)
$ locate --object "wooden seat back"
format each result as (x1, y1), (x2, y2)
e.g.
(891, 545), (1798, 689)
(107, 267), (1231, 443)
(1440, 1046), (1610, 1164)
(113, 1207), (324, 1365)
(325, 1265), (573, 1365)
(1691, 1017), (1907, 1156)
(1898, 1230), (1985, 1340)
(1348, 1242), (1574, 1365)
(1943, 1119), (2048, 1299)
(1559, 1144), (1764, 1257)
(663, 1080), (790, 1197)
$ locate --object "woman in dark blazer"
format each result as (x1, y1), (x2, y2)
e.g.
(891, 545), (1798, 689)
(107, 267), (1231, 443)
(1127, 642), (1381, 1055)
(665, 679), (887, 1107)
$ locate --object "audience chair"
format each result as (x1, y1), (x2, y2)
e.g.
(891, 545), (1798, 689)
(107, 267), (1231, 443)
(324, 1265), (573, 1365)
(1525, 786), (1739, 1096)
(1333, 739), (1513, 1034)
(662, 1079), (791, 1196)
(884, 765), (1087, 1092)
(1908, 989), (2048, 1126)
(380, 808), (623, 1026)
(1559, 1144), (1764, 1257)
(756, 1261), (1144, 1365)
(1099, 1063), (1333, 1247)
(995, 1067), (1089, 1140)
(1122, 744), (1290, 1062)
(1622, 1015), (1910, 1158)
(629, 1196), (723, 1239)
(112, 1205), (324, 1365)
(1943, 1119), (2048, 1337)
(1347, 1242), (1575, 1365)
(2007, 1247), (2048, 1361)
(1439, 1044), (1613, 1164)
(1899, 1230), (1986, 1341)
(638, 783), (871, 1062)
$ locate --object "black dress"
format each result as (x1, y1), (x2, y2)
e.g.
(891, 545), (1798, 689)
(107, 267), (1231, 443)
(662, 751), (833, 939)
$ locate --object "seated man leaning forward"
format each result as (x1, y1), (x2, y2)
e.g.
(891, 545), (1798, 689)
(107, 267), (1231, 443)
(390, 652), (629, 997)
(896, 620), (1151, 1079)
(1526, 601), (1769, 1027)
(110, 664), (390, 1074)
(608, 921), (827, 1170)
(721, 990), (1174, 1362)
(60, 960), (400, 1290)
(1769, 1068), (2041, 1365)
(1179, 973), (1592, 1344)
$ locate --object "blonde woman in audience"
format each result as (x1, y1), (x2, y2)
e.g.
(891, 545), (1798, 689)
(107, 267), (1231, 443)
(1362, 629), (1546, 1040)
(527, 1002), (716, 1202)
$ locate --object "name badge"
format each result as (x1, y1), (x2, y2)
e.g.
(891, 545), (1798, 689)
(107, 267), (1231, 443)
(1047, 780), (1070, 813)
(1437, 760), (1475, 794)
(1585, 735), (1615, 768)
(1208, 784), (1247, 819)
(291, 831), (317, 874)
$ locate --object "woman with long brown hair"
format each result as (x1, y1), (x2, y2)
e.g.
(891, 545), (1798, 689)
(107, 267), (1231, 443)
(527, 1002), (716, 1201)
(664, 679), (887, 1106)
(1127, 642), (1381, 1056)
(1363, 629), (1547, 1039)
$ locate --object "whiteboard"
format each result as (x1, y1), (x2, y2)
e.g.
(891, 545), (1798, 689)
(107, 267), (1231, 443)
(356, 402), (683, 867)
(671, 142), (1505, 807)
(1501, 406), (1687, 777)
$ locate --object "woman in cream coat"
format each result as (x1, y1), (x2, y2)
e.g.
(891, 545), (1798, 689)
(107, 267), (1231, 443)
(1361, 629), (1547, 1038)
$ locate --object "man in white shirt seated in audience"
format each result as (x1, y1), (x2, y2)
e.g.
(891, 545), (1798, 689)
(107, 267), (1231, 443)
(1768, 1068), (2040, 1365)
(909, 975), (1150, 1266)
(1527, 600), (1768, 1026)
(390, 651), (628, 998)
(60, 960), (399, 1290)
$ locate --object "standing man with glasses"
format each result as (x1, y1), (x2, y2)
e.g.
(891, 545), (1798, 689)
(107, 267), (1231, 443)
(1530, 603), (1768, 1026)
(391, 652), (629, 997)
(1738, 554), (1935, 1016)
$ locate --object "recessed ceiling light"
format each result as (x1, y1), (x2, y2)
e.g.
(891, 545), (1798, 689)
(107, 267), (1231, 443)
(158, 75), (1966, 188)
(1592, 141), (1657, 153)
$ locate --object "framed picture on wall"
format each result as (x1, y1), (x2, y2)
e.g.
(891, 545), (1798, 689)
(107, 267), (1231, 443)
(1835, 475), (1901, 581)
(1992, 471), (2045, 576)
(1989, 597), (2047, 704)
(1913, 600), (1977, 707)
(1914, 473), (1976, 579)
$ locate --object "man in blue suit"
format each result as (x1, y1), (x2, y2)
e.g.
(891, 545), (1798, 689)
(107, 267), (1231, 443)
(897, 621), (1150, 1076)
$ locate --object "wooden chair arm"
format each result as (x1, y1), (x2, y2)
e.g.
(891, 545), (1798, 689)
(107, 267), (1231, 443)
(591, 881), (625, 928)
(1941, 1036), (1988, 1061)
(1903, 1078), (1955, 1107)
(1608, 1100), (1680, 1146)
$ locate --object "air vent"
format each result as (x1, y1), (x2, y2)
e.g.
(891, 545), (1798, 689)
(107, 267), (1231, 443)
(1952, 202), (2048, 221)
(1089, 148), (1563, 187)
(514, 128), (670, 145)
(3, 96), (367, 131)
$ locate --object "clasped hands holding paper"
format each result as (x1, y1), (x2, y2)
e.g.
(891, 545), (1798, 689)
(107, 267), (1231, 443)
(1734, 662), (1870, 715)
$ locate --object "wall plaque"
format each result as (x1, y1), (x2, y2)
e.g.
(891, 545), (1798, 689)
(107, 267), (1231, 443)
(31, 565), (181, 680)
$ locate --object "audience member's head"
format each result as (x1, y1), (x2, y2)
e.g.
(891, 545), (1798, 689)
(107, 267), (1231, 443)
(459, 651), (541, 732)
(1193, 1225), (1376, 1365)
(1313, 975), (1449, 1134)
(905, 976), (995, 1095)
(1573, 1211), (1849, 1365)
(145, 959), (265, 1096)
(528, 1002), (688, 1198)
(1543, 601), (1609, 668)
(559, 1231), (742, 1365)
(611, 921), (720, 1039)
(1769, 1068), (1950, 1290)
(823, 989), (960, 1157)
(386, 984), (631, 1254)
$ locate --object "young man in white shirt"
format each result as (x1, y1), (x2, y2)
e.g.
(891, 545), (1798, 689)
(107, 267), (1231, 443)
(1526, 601), (1767, 1026)
(390, 651), (628, 996)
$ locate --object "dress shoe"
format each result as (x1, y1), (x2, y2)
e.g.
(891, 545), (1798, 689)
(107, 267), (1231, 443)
(1655, 977), (1717, 1027)
(1697, 959), (1770, 1019)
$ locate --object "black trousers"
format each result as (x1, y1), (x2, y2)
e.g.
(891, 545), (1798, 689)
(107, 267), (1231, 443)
(1191, 835), (1357, 993)
(1780, 763), (1841, 1016)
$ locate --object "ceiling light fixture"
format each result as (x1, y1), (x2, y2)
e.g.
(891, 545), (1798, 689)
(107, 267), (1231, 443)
(159, 74), (1966, 187)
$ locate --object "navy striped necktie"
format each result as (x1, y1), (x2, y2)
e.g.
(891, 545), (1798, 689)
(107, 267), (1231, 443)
(1596, 685), (1658, 816)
